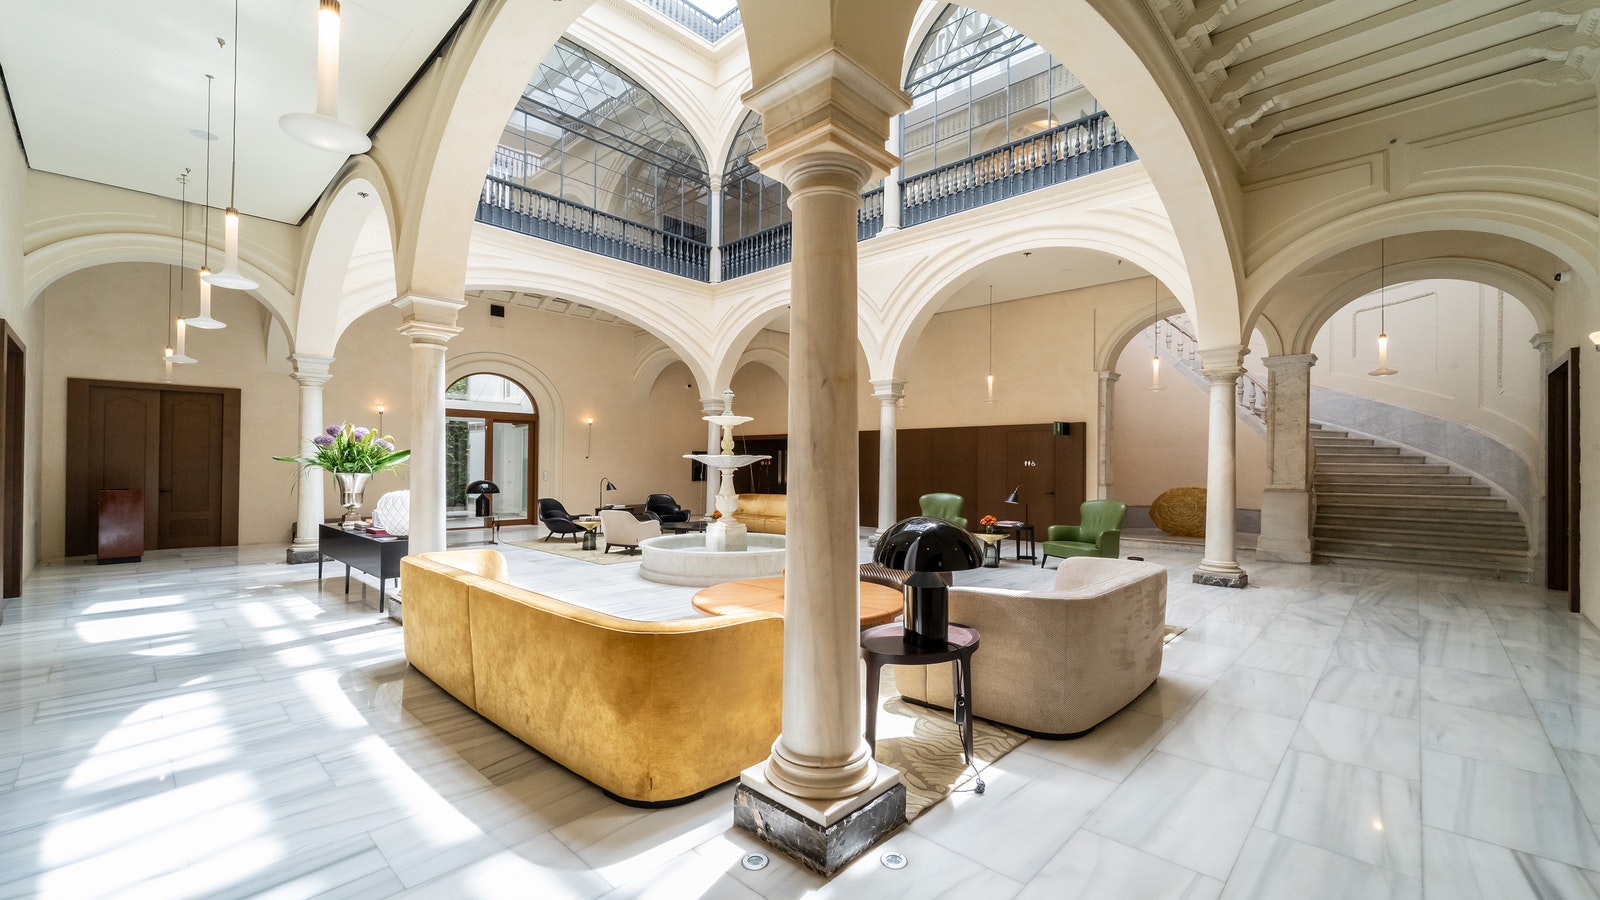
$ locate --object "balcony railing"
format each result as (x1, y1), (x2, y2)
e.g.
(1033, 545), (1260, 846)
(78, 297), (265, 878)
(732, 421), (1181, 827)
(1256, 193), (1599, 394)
(859, 187), (885, 241)
(478, 177), (709, 281)
(722, 222), (792, 280)
(900, 110), (1134, 228)
(636, 0), (742, 42)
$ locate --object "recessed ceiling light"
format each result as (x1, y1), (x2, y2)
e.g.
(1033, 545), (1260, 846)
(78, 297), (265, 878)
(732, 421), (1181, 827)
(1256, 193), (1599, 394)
(190, 129), (218, 141)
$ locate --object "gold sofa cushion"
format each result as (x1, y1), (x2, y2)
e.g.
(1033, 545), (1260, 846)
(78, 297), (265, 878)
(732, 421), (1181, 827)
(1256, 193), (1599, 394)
(400, 550), (784, 805)
(399, 549), (506, 708)
(732, 493), (787, 534)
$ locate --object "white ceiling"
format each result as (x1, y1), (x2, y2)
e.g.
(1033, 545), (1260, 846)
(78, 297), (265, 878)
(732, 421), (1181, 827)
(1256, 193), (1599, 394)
(0, 0), (472, 224)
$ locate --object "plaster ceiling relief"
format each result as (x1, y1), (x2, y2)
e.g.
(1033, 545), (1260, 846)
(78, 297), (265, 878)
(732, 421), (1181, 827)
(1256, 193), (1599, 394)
(1141, 0), (1600, 163)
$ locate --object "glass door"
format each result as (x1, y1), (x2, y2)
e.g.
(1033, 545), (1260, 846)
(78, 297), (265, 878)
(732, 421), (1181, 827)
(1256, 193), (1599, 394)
(445, 374), (540, 528)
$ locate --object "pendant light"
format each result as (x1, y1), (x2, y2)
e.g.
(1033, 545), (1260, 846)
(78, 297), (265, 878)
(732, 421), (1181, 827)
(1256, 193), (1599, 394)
(1149, 278), (1165, 391)
(1369, 239), (1398, 377)
(189, 75), (225, 329)
(170, 173), (198, 365)
(985, 284), (996, 403)
(280, 0), (371, 154)
(204, 0), (259, 292)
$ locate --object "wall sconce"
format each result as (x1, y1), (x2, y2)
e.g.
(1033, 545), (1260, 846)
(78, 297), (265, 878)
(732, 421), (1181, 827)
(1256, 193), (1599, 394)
(585, 417), (594, 458)
(376, 403), (384, 434)
(1590, 330), (1599, 351)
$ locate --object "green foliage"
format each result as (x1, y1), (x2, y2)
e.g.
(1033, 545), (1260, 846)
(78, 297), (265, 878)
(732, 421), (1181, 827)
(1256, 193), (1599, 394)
(274, 422), (410, 474)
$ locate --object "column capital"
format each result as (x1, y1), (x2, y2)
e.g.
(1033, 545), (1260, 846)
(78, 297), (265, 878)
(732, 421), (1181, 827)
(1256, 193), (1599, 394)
(1199, 345), (1248, 381)
(1262, 353), (1318, 372)
(395, 294), (466, 346)
(744, 48), (909, 187)
(1529, 331), (1554, 353)
(289, 353), (334, 386)
(1098, 370), (1121, 384)
(869, 377), (905, 401)
(701, 396), (727, 414)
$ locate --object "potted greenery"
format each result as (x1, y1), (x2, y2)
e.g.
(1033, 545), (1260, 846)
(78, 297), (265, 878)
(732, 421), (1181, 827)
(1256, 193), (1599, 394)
(275, 422), (409, 529)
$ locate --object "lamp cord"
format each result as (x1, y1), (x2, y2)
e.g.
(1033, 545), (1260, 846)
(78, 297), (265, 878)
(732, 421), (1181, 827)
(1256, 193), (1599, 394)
(229, 0), (240, 209)
(203, 74), (213, 269)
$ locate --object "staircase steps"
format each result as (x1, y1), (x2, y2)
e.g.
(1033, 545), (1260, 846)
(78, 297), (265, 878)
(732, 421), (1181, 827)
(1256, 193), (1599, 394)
(1310, 424), (1530, 577)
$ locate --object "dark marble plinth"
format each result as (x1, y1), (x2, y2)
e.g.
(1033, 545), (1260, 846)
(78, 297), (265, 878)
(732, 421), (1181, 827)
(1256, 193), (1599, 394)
(286, 547), (321, 565)
(1193, 569), (1248, 589)
(733, 781), (906, 877)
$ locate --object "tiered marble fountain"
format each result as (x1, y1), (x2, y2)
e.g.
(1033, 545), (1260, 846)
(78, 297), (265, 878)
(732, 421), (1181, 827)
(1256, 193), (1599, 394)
(638, 391), (787, 586)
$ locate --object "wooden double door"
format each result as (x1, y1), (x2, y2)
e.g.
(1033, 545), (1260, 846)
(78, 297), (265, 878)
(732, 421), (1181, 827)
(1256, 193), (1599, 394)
(66, 379), (240, 557)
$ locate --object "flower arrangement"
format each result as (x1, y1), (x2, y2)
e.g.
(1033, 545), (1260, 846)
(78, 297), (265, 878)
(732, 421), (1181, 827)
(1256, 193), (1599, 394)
(274, 422), (410, 474)
(711, 509), (723, 519)
(979, 514), (998, 527)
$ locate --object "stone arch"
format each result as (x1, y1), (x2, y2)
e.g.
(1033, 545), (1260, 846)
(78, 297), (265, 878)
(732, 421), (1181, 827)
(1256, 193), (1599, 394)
(294, 160), (398, 357)
(444, 350), (565, 505)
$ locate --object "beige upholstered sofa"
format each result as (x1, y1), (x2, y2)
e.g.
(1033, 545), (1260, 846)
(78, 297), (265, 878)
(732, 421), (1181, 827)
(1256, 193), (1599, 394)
(897, 556), (1167, 737)
(732, 493), (786, 534)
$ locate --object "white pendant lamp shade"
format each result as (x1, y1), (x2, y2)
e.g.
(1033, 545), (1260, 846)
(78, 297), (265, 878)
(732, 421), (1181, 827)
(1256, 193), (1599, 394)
(170, 319), (198, 365)
(1150, 352), (1163, 390)
(280, 0), (371, 154)
(1370, 331), (1398, 377)
(203, 208), (258, 290)
(1368, 239), (1398, 377)
(188, 269), (225, 329)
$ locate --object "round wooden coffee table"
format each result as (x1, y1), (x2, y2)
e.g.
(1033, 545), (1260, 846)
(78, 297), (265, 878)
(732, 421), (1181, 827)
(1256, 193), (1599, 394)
(692, 576), (904, 628)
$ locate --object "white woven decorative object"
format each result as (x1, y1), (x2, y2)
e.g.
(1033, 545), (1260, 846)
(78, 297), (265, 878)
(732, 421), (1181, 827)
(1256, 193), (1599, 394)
(373, 490), (411, 536)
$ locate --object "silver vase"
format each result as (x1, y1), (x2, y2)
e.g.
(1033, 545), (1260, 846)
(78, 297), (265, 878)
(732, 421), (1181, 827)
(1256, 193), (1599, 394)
(333, 472), (371, 530)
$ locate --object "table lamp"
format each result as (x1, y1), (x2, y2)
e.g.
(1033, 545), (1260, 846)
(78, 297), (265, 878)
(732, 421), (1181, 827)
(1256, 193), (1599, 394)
(466, 480), (499, 517)
(1005, 485), (1028, 524)
(874, 516), (983, 647)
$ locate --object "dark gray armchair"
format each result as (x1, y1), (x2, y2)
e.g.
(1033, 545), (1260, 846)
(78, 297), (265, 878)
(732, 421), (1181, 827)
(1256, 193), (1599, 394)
(538, 498), (584, 542)
(645, 493), (691, 524)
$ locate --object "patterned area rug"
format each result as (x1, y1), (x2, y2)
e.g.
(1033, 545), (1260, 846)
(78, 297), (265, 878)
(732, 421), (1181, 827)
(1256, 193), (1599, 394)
(872, 670), (1027, 820)
(504, 539), (641, 566)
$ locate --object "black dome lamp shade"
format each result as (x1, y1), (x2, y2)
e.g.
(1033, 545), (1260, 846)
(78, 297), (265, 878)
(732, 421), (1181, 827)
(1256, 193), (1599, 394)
(466, 480), (500, 517)
(873, 516), (983, 647)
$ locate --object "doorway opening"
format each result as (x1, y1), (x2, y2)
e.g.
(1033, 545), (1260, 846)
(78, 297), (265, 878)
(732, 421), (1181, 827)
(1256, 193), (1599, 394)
(445, 373), (539, 527)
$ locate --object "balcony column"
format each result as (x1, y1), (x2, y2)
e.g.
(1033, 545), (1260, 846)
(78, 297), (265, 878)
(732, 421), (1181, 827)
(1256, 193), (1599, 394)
(287, 354), (334, 564)
(1096, 370), (1119, 499)
(702, 395), (723, 515)
(881, 116), (902, 233)
(709, 175), (724, 284)
(395, 296), (466, 555)
(1194, 346), (1249, 588)
(1256, 354), (1317, 563)
(871, 378), (905, 533)
(734, 50), (910, 877)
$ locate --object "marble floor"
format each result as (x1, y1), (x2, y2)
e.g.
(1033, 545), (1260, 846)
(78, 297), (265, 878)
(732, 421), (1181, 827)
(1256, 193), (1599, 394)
(2, 528), (1598, 899)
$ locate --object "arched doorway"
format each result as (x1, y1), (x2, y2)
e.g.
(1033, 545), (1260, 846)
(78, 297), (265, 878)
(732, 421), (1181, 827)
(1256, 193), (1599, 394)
(445, 374), (538, 527)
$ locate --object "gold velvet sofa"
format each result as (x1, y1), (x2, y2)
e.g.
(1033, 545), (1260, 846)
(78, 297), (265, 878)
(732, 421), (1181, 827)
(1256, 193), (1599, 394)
(732, 493), (787, 534)
(399, 549), (784, 805)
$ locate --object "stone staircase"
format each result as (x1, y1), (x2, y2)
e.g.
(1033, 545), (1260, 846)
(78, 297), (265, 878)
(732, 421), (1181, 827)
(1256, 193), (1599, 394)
(1310, 424), (1531, 577)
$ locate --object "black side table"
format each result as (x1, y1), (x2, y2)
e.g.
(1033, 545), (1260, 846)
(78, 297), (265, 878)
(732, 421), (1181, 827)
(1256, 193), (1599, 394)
(318, 524), (408, 613)
(861, 623), (983, 791)
(999, 521), (1036, 561)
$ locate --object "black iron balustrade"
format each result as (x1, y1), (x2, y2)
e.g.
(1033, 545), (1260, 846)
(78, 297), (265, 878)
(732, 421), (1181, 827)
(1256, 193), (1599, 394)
(900, 110), (1135, 228)
(637, 0), (742, 42)
(478, 177), (709, 280)
(859, 187), (885, 241)
(722, 222), (792, 280)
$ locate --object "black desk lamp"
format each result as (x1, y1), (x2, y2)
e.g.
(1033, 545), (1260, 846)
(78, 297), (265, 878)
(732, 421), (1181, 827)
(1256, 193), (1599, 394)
(466, 480), (499, 517)
(874, 516), (983, 647)
(1005, 484), (1028, 524)
(598, 477), (617, 513)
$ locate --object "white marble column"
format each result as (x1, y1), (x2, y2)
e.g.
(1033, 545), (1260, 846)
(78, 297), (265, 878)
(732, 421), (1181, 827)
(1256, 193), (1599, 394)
(881, 117), (902, 233)
(395, 296), (465, 555)
(287, 354), (334, 564)
(1530, 331), (1554, 584)
(870, 377), (906, 532)
(1096, 370), (1119, 500)
(1256, 354), (1316, 563)
(708, 175), (724, 284)
(1195, 346), (1249, 588)
(702, 396), (723, 515)
(734, 48), (910, 876)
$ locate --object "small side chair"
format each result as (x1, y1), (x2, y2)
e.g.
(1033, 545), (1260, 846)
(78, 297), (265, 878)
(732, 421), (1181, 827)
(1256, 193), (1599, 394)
(918, 492), (968, 530)
(1041, 500), (1127, 566)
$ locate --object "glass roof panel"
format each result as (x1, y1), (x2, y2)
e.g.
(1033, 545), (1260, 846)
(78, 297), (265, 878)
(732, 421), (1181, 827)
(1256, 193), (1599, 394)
(905, 5), (1031, 97)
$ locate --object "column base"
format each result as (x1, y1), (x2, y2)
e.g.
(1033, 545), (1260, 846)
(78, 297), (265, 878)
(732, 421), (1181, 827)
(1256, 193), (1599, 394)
(286, 545), (320, 565)
(1255, 488), (1311, 563)
(733, 762), (905, 877)
(1193, 565), (1249, 589)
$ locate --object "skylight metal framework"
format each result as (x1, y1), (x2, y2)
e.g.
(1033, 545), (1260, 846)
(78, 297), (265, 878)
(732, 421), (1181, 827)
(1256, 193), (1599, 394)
(722, 110), (790, 244)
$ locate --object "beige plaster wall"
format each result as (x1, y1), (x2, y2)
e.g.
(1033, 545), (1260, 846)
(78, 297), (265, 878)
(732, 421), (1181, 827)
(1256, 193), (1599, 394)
(1112, 337), (1270, 508)
(37, 263), (300, 557)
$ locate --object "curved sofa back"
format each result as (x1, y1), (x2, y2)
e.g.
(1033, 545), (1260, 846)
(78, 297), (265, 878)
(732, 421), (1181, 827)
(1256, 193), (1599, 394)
(401, 550), (785, 804)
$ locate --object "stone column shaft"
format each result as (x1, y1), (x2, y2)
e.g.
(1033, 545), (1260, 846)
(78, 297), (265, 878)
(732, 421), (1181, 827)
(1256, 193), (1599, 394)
(703, 396), (723, 515)
(1096, 370), (1119, 499)
(1195, 346), (1249, 588)
(287, 354), (334, 564)
(871, 378), (906, 533)
(709, 176), (724, 284)
(1256, 353), (1316, 563)
(881, 117), (902, 232)
(395, 296), (465, 555)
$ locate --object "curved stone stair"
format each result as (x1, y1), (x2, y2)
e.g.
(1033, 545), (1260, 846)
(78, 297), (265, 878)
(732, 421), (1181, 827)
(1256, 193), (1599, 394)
(1311, 424), (1530, 577)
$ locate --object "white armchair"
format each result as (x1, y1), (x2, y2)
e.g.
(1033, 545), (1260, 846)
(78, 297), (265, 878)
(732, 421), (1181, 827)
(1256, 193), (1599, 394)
(599, 508), (661, 554)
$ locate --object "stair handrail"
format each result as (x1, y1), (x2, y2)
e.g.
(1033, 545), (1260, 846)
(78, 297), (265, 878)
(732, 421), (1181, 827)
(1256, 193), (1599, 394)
(1157, 315), (1267, 422)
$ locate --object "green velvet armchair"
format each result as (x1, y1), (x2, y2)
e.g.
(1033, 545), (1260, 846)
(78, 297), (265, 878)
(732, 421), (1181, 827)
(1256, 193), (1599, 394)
(1041, 500), (1127, 566)
(918, 492), (968, 530)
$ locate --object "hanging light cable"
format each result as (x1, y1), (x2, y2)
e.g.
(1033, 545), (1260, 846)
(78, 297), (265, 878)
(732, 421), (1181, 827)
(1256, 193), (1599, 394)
(1369, 238), (1398, 377)
(1149, 277), (1165, 391)
(190, 74), (225, 329)
(205, 0), (260, 291)
(171, 172), (197, 366)
(985, 284), (996, 403)
(280, 0), (371, 154)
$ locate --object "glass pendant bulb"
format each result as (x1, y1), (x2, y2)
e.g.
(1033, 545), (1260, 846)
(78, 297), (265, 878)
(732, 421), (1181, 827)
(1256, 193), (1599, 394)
(1370, 332), (1397, 377)
(985, 372), (995, 403)
(188, 267), (225, 329)
(170, 318), (198, 365)
(280, 0), (372, 154)
(1150, 352), (1164, 390)
(203, 208), (258, 290)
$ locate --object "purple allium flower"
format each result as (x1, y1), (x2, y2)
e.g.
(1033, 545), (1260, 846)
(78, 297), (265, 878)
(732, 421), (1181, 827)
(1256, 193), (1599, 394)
(374, 439), (394, 453)
(325, 424), (342, 436)
(352, 427), (370, 440)
(312, 434), (335, 447)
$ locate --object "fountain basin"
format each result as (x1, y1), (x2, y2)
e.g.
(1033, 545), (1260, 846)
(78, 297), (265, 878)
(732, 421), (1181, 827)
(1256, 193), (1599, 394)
(639, 533), (787, 586)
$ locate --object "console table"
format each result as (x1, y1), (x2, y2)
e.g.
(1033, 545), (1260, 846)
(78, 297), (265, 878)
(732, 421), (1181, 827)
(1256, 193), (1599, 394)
(861, 622), (983, 792)
(318, 524), (407, 613)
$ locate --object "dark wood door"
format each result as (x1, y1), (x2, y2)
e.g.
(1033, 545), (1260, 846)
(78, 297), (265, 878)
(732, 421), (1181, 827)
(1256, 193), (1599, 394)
(1, 325), (23, 599)
(159, 391), (225, 548)
(67, 383), (161, 556)
(1547, 350), (1580, 611)
(1005, 428), (1056, 527)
